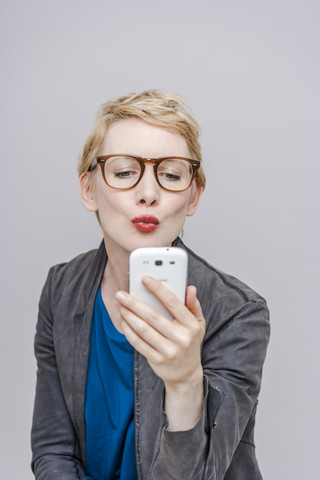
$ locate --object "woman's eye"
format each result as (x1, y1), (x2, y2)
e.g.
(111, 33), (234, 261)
(114, 170), (138, 178)
(159, 171), (181, 181)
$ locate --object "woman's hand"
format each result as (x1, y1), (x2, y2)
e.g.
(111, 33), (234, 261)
(115, 276), (206, 430)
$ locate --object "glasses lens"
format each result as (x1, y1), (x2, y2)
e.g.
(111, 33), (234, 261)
(157, 158), (193, 191)
(104, 156), (141, 189)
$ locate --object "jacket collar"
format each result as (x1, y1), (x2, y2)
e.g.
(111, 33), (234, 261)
(75, 240), (107, 314)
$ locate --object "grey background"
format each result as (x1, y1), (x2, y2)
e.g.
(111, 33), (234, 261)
(0, 0), (318, 478)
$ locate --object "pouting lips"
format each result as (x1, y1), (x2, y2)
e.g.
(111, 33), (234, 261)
(131, 216), (160, 232)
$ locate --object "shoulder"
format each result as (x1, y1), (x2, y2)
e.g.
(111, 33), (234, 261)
(188, 245), (265, 301)
(47, 247), (99, 285)
(40, 241), (106, 313)
(176, 238), (265, 301)
(174, 238), (269, 330)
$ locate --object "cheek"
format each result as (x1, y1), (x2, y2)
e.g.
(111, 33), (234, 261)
(95, 189), (131, 223)
(175, 191), (193, 211)
(164, 192), (192, 219)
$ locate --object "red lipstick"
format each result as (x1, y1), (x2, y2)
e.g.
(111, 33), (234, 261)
(131, 216), (160, 233)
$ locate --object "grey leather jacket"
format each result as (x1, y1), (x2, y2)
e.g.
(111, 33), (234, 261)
(31, 238), (270, 479)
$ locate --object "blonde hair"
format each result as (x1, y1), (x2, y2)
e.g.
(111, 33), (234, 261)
(78, 90), (206, 189)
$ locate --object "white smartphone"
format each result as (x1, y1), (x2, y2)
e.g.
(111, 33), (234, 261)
(129, 247), (188, 320)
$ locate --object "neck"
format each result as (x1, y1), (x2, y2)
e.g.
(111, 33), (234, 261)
(99, 238), (130, 334)
(102, 238), (130, 293)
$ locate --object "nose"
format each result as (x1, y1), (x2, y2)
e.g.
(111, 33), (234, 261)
(134, 165), (160, 206)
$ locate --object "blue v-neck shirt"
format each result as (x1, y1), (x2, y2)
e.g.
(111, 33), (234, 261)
(85, 287), (137, 480)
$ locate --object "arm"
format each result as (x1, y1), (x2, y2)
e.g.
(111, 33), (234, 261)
(116, 278), (208, 478)
(31, 270), (86, 480)
(163, 285), (205, 432)
(201, 299), (270, 479)
(116, 278), (206, 431)
(116, 279), (270, 480)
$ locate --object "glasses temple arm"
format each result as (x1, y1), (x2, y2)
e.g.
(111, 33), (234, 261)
(88, 158), (98, 171)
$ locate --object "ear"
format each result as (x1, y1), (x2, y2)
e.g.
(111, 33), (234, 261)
(187, 178), (203, 217)
(79, 172), (98, 212)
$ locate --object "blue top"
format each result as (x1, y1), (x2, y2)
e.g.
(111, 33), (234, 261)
(85, 287), (137, 480)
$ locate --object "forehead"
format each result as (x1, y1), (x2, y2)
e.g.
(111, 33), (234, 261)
(100, 118), (190, 158)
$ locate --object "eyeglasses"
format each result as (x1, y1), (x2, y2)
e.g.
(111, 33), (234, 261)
(88, 154), (200, 192)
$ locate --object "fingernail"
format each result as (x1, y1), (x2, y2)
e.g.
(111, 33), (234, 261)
(142, 276), (152, 285)
(115, 291), (126, 301)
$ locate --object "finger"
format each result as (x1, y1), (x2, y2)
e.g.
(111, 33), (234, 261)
(115, 290), (179, 339)
(119, 306), (170, 351)
(141, 276), (195, 327)
(120, 315), (164, 363)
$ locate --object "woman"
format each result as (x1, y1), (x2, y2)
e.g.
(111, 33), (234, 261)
(31, 90), (270, 479)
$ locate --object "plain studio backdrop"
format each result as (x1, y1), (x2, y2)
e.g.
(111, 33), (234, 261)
(0, 1), (318, 478)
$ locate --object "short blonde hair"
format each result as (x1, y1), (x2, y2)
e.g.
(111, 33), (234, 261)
(78, 90), (206, 189)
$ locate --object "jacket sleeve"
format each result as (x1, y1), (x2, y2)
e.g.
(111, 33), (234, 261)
(31, 269), (87, 480)
(149, 381), (210, 480)
(150, 299), (270, 480)
(203, 298), (270, 479)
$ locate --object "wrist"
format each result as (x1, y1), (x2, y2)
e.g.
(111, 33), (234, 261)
(164, 366), (204, 394)
(163, 367), (204, 432)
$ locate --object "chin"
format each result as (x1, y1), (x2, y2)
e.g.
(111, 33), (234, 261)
(128, 234), (176, 251)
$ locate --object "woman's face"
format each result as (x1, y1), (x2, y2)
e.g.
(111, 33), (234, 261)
(80, 118), (202, 257)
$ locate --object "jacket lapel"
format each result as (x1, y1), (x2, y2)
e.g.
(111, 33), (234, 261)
(71, 240), (107, 464)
